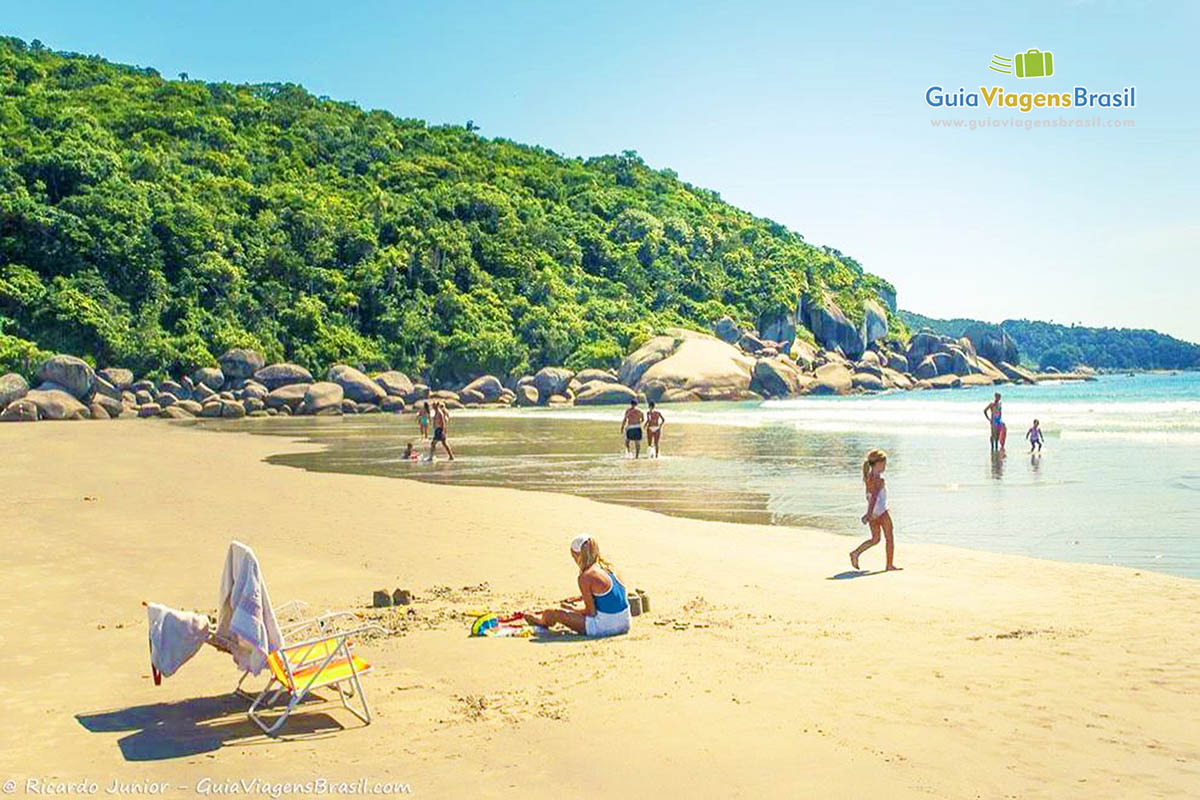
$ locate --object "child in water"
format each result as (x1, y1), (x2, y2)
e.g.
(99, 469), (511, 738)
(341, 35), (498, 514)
(1026, 419), (1044, 453)
(402, 442), (419, 461)
(849, 448), (900, 572)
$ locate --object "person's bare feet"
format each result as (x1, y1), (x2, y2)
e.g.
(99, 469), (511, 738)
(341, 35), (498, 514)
(885, 565), (902, 571)
(850, 551), (860, 569)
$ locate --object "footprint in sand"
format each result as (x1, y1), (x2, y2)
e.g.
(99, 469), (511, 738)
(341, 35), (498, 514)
(651, 618), (714, 631)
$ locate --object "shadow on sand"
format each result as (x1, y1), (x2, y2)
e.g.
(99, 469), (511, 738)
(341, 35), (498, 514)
(76, 692), (343, 761)
(826, 569), (888, 580)
(529, 630), (599, 644)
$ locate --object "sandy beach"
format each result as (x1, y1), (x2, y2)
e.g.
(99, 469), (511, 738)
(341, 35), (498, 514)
(0, 419), (1197, 799)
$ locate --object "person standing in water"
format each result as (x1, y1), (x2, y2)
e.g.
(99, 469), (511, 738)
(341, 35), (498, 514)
(416, 401), (431, 439)
(621, 399), (645, 458)
(984, 392), (1006, 451)
(429, 401), (455, 461)
(1026, 418), (1044, 453)
(645, 401), (665, 457)
(850, 448), (899, 571)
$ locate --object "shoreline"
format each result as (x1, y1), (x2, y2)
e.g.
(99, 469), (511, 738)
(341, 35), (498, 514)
(2, 420), (1198, 798)
(202, 384), (1200, 582)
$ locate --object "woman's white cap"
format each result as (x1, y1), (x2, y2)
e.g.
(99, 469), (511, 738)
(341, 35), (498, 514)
(570, 535), (590, 553)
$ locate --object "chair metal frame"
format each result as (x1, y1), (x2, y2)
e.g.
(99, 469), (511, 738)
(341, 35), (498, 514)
(147, 592), (389, 737)
(218, 610), (385, 735)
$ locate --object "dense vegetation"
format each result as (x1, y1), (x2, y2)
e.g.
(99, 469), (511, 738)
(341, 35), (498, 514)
(0, 37), (895, 383)
(899, 311), (1200, 371)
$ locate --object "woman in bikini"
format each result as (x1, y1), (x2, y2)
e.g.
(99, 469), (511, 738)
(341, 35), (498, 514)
(416, 401), (431, 439)
(984, 392), (1006, 451)
(645, 401), (665, 457)
(524, 536), (632, 637)
(849, 448), (900, 571)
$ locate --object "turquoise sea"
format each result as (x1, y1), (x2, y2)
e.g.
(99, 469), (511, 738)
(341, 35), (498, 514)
(221, 373), (1200, 579)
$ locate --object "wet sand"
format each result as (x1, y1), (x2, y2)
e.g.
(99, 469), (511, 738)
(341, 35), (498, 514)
(222, 394), (1200, 578)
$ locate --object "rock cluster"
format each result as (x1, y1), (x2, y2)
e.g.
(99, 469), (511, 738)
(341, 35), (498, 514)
(505, 316), (1039, 407)
(0, 315), (1089, 423)
(623, 329), (760, 403)
(504, 366), (627, 408)
(0, 350), (433, 423)
(676, 313), (1046, 400)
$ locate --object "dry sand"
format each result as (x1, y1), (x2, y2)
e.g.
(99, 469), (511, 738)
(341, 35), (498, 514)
(0, 419), (1196, 798)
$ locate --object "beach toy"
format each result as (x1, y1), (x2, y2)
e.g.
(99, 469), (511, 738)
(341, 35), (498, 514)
(470, 612), (499, 636)
(372, 590), (392, 608)
(629, 593), (643, 617)
(392, 588), (411, 606)
(470, 611), (531, 637)
(486, 625), (532, 637)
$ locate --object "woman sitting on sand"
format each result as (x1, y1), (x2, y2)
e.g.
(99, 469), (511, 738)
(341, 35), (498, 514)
(524, 536), (631, 637)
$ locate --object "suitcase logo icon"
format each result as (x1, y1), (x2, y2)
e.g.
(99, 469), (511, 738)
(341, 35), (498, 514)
(989, 49), (1055, 78)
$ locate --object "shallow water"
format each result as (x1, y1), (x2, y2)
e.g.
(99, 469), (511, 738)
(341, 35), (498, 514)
(213, 373), (1200, 579)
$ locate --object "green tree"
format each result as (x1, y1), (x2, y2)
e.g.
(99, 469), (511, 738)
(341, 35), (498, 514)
(1039, 344), (1085, 371)
(0, 36), (897, 383)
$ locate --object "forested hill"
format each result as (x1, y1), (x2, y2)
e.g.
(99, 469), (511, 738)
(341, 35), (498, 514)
(899, 310), (1200, 371)
(0, 36), (895, 382)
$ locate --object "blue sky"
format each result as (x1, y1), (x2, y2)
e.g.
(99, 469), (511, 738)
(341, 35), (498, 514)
(3, 1), (1198, 340)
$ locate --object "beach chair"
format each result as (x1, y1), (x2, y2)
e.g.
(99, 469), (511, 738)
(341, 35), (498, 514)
(148, 605), (385, 736)
(214, 541), (387, 734)
(147, 540), (387, 737)
(240, 611), (385, 735)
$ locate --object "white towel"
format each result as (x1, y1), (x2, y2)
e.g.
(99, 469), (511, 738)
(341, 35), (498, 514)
(146, 603), (210, 679)
(215, 541), (282, 675)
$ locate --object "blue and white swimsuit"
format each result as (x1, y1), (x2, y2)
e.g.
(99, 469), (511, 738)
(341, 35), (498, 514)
(586, 571), (632, 637)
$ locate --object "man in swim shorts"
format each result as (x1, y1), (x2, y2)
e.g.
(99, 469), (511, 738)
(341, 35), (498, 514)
(984, 392), (1005, 451)
(429, 401), (455, 461)
(621, 398), (645, 459)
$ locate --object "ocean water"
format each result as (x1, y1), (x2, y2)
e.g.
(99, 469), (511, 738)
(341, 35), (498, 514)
(219, 373), (1200, 579)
